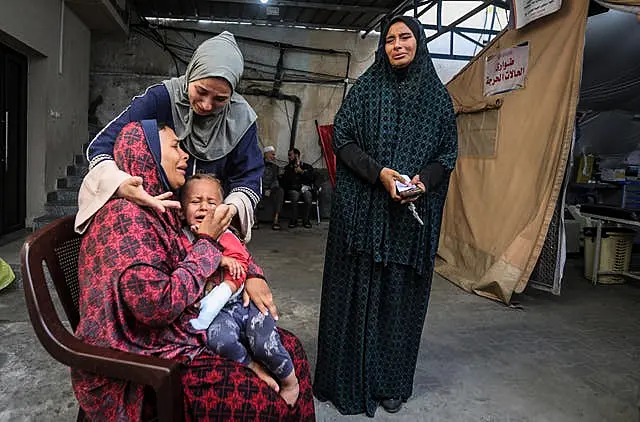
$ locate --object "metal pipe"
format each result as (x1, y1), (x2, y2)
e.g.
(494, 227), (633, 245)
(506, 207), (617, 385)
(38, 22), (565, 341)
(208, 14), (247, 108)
(427, 1), (494, 43)
(361, 0), (414, 39)
(134, 24), (353, 88)
(429, 52), (474, 60)
(4, 112), (8, 172)
(272, 47), (285, 95)
(452, 29), (485, 48)
(58, 0), (65, 75)
(90, 71), (345, 85)
(136, 23), (350, 55)
(244, 58), (346, 80)
(289, 97), (302, 151)
(450, 31), (454, 55)
(240, 88), (302, 150)
(343, 53), (351, 100)
(489, 5), (498, 43)
(422, 24), (499, 35)
(203, 0), (390, 14)
(245, 77), (345, 85)
(416, 1), (437, 19)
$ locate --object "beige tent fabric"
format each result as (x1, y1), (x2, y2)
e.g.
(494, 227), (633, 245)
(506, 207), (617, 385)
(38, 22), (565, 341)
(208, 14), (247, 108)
(436, 0), (590, 304)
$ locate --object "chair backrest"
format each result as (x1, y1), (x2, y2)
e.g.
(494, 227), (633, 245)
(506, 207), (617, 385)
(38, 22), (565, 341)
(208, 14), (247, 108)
(21, 215), (83, 336)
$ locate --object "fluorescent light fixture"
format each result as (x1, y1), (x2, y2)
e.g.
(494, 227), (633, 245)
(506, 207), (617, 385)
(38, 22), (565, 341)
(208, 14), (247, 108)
(260, 0), (269, 4)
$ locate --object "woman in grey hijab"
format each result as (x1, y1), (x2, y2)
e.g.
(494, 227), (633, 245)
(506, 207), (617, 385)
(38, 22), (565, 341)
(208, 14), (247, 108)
(79, 31), (261, 241)
(77, 31), (277, 315)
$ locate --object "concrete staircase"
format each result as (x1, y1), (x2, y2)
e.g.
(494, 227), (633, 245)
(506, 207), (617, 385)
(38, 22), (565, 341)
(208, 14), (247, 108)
(0, 146), (86, 290)
(32, 148), (88, 231)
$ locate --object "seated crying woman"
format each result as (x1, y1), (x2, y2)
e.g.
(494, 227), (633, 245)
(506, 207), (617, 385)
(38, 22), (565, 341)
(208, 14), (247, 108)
(72, 119), (315, 421)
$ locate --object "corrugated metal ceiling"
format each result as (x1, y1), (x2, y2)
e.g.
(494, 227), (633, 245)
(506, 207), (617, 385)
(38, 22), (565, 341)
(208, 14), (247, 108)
(131, 0), (411, 30)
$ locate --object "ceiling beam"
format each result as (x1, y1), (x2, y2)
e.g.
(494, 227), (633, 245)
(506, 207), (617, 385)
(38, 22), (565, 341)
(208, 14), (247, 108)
(429, 52), (474, 60)
(147, 14), (372, 31)
(417, 0), (508, 9)
(361, 0), (415, 38)
(204, 0), (391, 14)
(426, 0), (494, 42)
(452, 28), (485, 48)
(422, 24), (499, 35)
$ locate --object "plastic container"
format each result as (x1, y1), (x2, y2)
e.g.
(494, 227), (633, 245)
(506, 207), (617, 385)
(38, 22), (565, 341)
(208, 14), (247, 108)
(0, 258), (15, 291)
(583, 227), (635, 284)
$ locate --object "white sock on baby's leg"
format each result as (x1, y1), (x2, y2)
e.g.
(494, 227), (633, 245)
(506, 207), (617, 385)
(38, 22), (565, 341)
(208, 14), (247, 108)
(190, 282), (233, 330)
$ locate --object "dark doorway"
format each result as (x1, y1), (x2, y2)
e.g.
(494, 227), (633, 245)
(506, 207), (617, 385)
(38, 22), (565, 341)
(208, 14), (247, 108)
(0, 43), (27, 236)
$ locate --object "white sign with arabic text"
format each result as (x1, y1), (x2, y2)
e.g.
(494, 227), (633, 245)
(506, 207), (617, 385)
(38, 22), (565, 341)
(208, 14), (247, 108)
(513, 0), (563, 29)
(484, 44), (529, 97)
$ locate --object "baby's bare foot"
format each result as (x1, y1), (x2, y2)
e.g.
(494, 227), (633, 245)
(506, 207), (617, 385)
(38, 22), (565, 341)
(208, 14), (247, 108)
(248, 362), (279, 392)
(279, 374), (299, 407)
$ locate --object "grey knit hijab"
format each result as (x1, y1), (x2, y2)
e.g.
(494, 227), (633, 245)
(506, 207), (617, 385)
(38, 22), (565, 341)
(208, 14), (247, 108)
(163, 31), (257, 162)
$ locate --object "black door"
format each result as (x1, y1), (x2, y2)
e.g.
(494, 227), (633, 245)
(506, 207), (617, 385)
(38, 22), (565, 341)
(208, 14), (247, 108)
(0, 44), (27, 235)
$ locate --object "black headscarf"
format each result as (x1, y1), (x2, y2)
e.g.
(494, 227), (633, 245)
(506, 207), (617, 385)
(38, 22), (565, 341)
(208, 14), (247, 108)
(378, 15), (424, 50)
(376, 15), (425, 75)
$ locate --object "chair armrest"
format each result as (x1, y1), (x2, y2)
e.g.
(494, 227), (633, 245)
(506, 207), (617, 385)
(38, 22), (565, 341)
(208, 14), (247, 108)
(22, 274), (182, 387)
(64, 330), (185, 422)
(39, 323), (185, 421)
(24, 283), (185, 422)
(43, 322), (182, 388)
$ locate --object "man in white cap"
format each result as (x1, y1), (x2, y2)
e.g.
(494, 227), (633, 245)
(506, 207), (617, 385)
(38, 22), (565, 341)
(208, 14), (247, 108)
(255, 145), (284, 230)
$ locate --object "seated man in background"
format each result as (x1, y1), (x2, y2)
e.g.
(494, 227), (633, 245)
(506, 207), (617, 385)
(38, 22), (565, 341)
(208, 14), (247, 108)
(281, 148), (315, 229)
(255, 145), (285, 230)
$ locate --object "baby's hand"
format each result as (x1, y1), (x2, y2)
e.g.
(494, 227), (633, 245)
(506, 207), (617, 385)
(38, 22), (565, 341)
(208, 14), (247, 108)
(221, 257), (246, 280)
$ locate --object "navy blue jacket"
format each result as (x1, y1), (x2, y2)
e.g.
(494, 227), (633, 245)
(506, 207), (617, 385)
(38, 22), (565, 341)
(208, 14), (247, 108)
(87, 84), (263, 207)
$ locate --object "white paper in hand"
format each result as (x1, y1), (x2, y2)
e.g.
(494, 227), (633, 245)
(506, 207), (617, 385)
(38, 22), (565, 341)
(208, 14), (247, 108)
(395, 175), (416, 193)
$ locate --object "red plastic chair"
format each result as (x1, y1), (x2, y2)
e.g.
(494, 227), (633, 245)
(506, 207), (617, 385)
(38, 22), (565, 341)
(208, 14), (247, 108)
(21, 215), (184, 422)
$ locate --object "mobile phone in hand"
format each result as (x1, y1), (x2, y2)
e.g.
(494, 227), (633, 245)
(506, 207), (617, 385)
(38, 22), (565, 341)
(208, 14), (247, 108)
(395, 175), (424, 198)
(398, 186), (424, 198)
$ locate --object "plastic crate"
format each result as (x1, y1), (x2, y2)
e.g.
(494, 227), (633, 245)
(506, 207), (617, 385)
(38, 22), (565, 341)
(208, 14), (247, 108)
(583, 227), (635, 284)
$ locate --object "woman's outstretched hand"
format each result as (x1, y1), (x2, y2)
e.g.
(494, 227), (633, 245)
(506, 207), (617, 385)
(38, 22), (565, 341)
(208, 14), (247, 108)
(379, 167), (404, 201)
(116, 176), (181, 213)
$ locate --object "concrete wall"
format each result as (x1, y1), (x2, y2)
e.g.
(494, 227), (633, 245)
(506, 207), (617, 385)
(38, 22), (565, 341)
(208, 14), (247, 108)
(0, 0), (90, 225)
(89, 23), (380, 169)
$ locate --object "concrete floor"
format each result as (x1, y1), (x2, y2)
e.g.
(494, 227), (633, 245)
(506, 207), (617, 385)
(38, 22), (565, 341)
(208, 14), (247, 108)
(1, 224), (639, 421)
